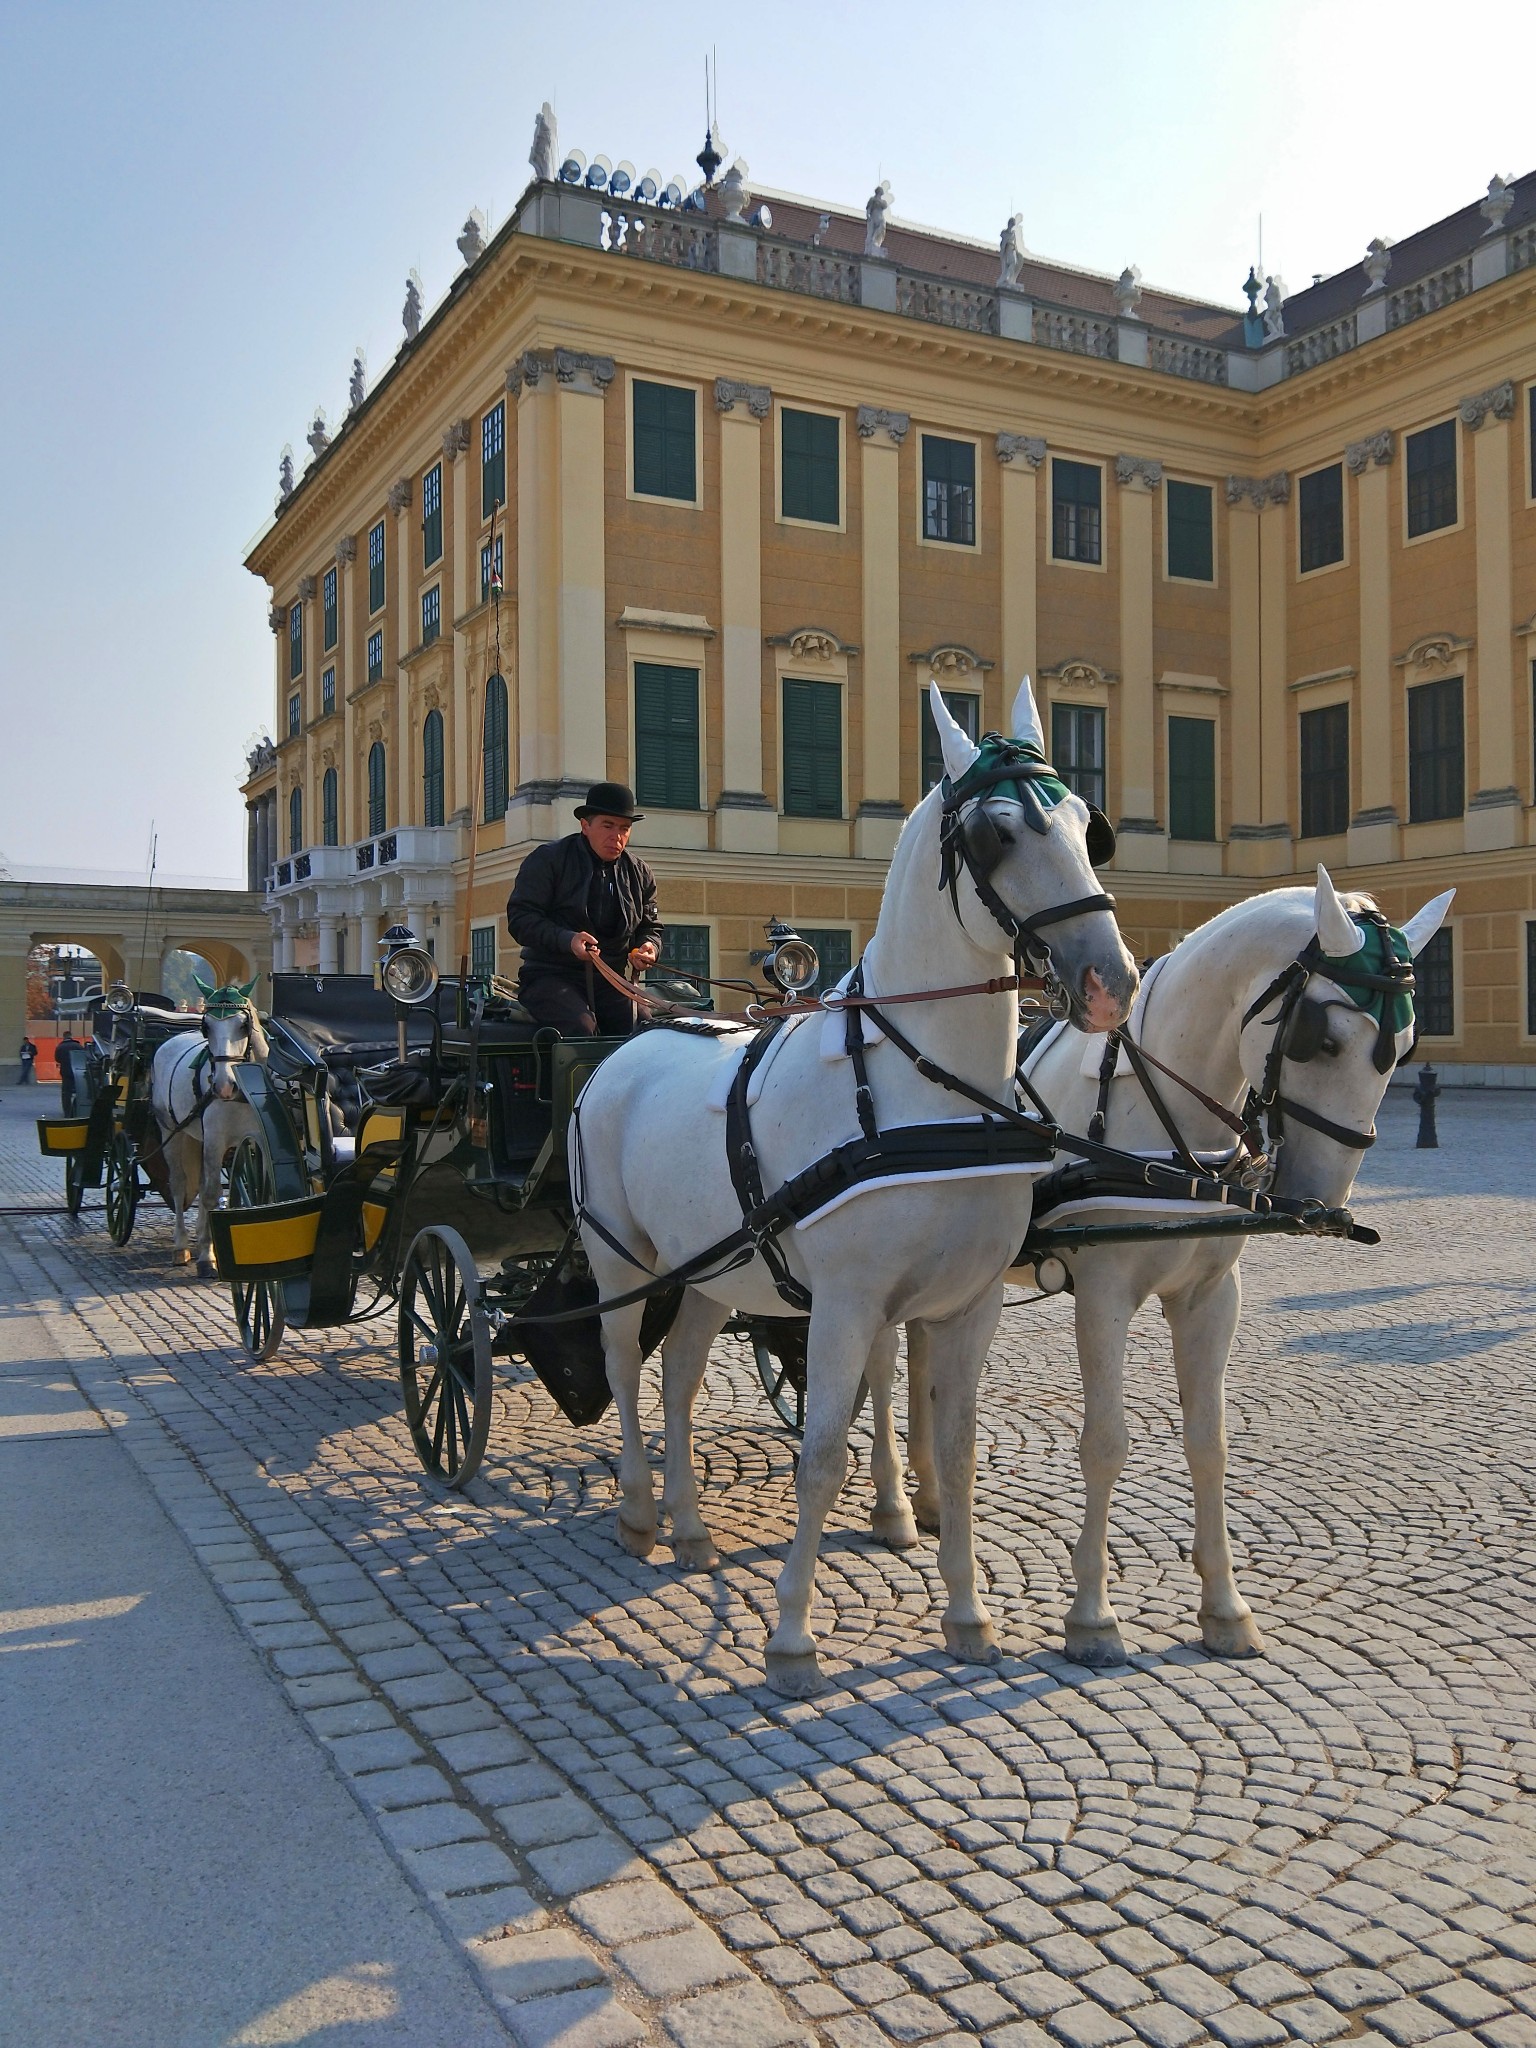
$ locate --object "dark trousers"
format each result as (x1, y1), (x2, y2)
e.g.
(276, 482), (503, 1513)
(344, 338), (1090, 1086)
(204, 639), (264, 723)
(518, 967), (636, 1038)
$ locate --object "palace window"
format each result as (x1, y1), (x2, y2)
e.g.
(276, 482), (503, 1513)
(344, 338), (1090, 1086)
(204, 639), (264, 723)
(421, 585), (440, 646)
(321, 767), (338, 846)
(799, 928), (853, 997)
(471, 925), (497, 979)
(322, 566), (337, 650)
(920, 689), (980, 795)
(782, 677), (842, 818)
(287, 692), (301, 739)
(1052, 458), (1102, 564)
(922, 435), (976, 546)
(781, 408), (839, 525)
(422, 462), (443, 566)
(367, 629), (383, 683)
(367, 742), (387, 835)
(1406, 420), (1457, 537)
(1299, 702), (1350, 839)
(288, 601), (303, 678)
(480, 533), (502, 604)
(1299, 463), (1344, 571)
(482, 402), (505, 519)
(288, 785), (303, 857)
(1168, 716), (1216, 841)
(1166, 479), (1214, 582)
(1052, 703), (1106, 811)
(368, 520), (385, 613)
(321, 667), (335, 718)
(648, 923), (711, 992)
(632, 379), (696, 501)
(1407, 676), (1464, 822)
(483, 674), (508, 823)
(634, 662), (700, 811)
(422, 709), (444, 828)
(1417, 927), (1454, 1037)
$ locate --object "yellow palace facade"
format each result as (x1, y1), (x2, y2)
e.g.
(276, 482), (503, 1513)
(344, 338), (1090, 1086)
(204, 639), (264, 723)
(244, 141), (1536, 1073)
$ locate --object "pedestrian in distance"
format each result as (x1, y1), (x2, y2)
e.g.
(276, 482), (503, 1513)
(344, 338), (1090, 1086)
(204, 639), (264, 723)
(18, 1035), (39, 1085)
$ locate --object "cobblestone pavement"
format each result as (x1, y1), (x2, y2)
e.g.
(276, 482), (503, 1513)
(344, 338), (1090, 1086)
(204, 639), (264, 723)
(4, 1082), (1536, 2048)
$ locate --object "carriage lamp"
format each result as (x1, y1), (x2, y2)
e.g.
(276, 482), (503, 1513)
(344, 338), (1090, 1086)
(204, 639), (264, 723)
(761, 921), (820, 997)
(103, 982), (135, 1015)
(381, 945), (440, 1007)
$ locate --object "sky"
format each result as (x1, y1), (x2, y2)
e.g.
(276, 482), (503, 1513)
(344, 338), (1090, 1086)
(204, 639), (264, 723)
(1, 0), (1530, 884)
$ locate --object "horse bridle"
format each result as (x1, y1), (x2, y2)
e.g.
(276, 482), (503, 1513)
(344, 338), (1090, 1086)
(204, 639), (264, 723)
(938, 737), (1118, 1013)
(1239, 911), (1416, 1161)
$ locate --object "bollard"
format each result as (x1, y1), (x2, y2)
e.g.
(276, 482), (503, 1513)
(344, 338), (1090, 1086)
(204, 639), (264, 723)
(1412, 1062), (1440, 1149)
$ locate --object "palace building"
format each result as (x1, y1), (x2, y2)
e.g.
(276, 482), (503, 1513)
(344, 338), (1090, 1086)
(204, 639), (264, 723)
(243, 133), (1536, 1073)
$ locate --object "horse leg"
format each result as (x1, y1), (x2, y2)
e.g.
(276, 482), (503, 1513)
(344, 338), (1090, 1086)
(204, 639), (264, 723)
(1064, 1282), (1135, 1667)
(601, 1295), (657, 1557)
(866, 1328), (918, 1551)
(905, 1323), (939, 1534)
(169, 1133), (195, 1265)
(194, 1125), (224, 1278)
(922, 1280), (1005, 1665)
(767, 1302), (876, 1697)
(659, 1289), (731, 1570)
(1165, 1264), (1264, 1658)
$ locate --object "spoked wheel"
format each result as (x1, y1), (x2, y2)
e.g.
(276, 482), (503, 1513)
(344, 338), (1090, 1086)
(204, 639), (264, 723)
(64, 1154), (85, 1218)
(226, 1137), (286, 1364)
(751, 1319), (870, 1438)
(399, 1225), (493, 1489)
(104, 1131), (138, 1245)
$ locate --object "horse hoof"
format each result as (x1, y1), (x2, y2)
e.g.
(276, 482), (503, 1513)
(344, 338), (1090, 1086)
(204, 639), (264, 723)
(671, 1537), (720, 1572)
(872, 1509), (921, 1551)
(196, 1257), (215, 1280)
(765, 1650), (825, 1698)
(943, 1618), (1000, 1665)
(174, 1248), (192, 1267)
(1202, 1617), (1266, 1659)
(913, 1498), (941, 1536)
(1064, 1625), (1128, 1668)
(615, 1512), (657, 1559)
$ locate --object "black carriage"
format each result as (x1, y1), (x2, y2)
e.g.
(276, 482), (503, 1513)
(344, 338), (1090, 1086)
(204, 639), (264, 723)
(36, 988), (183, 1237)
(209, 943), (815, 1487)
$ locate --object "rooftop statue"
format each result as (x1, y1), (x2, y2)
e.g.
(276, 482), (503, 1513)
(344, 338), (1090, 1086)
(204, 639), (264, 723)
(530, 102), (558, 184)
(306, 410), (330, 458)
(348, 351), (366, 411)
(1263, 275), (1286, 338)
(457, 210), (487, 266)
(403, 270), (424, 341)
(998, 214), (1025, 288)
(864, 180), (894, 260)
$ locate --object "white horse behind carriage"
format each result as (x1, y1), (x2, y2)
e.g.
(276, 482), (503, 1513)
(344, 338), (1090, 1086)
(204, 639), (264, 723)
(573, 679), (1139, 1693)
(150, 979), (267, 1275)
(903, 868), (1453, 1663)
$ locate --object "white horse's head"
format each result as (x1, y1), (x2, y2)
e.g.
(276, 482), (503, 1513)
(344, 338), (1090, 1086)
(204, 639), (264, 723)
(1238, 866), (1453, 1205)
(929, 678), (1137, 1031)
(197, 978), (261, 1102)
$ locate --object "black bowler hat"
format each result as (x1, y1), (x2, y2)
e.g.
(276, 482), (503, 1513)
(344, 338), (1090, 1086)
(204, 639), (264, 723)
(575, 781), (644, 822)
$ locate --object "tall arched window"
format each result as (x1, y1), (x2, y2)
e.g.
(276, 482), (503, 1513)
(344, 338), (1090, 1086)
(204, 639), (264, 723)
(368, 742), (387, 836)
(422, 709), (444, 827)
(483, 672), (508, 824)
(288, 785), (303, 856)
(321, 766), (338, 846)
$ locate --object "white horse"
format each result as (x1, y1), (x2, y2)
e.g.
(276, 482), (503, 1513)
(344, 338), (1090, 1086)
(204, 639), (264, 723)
(904, 868), (1453, 1663)
(150, 979), (267, 1275)
(572, 679), (1139, 1694)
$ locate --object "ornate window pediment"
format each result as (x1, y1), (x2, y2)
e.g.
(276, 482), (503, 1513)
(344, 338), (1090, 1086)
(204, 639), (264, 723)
(766, 627), (859, 662)
(1040, 658), (1118, 691)
(1393, 632), (1473, 672)
(907, 643), (993, 679)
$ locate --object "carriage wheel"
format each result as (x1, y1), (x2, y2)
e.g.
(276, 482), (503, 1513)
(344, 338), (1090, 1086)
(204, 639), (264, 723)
(64, 1154), (85, 1218)
(751, 1326), (870, 1439)
(226, 1137), (287, 1364)
(104, 1132), (139, 1245)
(399, 1226), (493, 1489)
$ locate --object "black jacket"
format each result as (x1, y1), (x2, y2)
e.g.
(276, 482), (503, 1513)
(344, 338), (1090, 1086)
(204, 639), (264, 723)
(506, 834), (663, 980)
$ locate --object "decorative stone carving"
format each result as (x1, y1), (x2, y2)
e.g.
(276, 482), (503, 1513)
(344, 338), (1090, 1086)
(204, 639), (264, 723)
(1459, 379), (1516, 429)
(856, 405), (909, 447)
(297, 575), (317, 601)
(719, 159), (749, 222)
(553, 347), (615, 396)
(1345, 430), (1395, 473)
(402, 270), (424, 342)
(529, 102), (557, 183)
(387, 478), (412, 515)
(910, 644), (993, 679)
(367, 719), (383, 742)
(1225, 471), (1291, 510)
(864, 180), (893, 259)
(1114, 266), (1143, 320)
(714, 377), (771, 419)
(267, 603), (285, 634)
(507, 349), (546, 394)
(998, 214), (1026, 288)
(321, 746), (335, 769)
(348, 351), (367, 411)
(335, 534), (357, 566)
(1115, 453), (1163, 489)
(422, 682), (442, 711)
(306, 410), (330, 458)
(1481, 173), (1513, 235)
(996, 433), (1047, 469)
(246, 736), (277, 773)
(1041, 659), (1117, 690)
(764, 628), (859, 660)
(1394, 632), (1473, 672)
(277, 447), (295, 501)
(441, 417), (472, 459)
(1362, 238), (1392, 293)
(1263, 276), (1286, 339)
(457, 210), (487, 266)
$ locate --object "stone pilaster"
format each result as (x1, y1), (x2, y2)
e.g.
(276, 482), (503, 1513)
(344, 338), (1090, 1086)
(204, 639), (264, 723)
(1462, 382), (1520, 850)
(997, 434), (1044, 718)
(715, 379), (775, 853)
(855, 406), (908, 858)
(1114, 453), (1164, 869)
(1346, 432), (1398, 865)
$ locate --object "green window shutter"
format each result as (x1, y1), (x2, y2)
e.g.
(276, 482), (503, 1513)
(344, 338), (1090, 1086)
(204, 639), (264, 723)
(1052, 459), (1102, 563)
(1407, 677), (1464, 822)
(288, 786), (303, 856)
(1417, 927), (1454, 1036)
(482, 404), (505, 519)
(633, 663), (700, 810)
(422, 463), (443, 565)
(799, 928), (852, 995)
(422, 710), (444, 827)
(921, 436), (976, 544)
(1299, 465), (1344, 572)
(1051, 703), (1105, 809)
(482, 675), (509, 822)
(368, 521), (386, 612)
(368, 742), (387, 835)
(633, 381), (696, 500)
(1166, 480), (1213, 581)
(782, 679), (842, 817)
(1167, 717), (1215, 841)
(1299, 703), (1349, 838)
(321, 768), (338, 846)
(782, 409), (839, 523)
(648, 923), (711, 989)
(1406, 420), (1457, 537)
(471, 926), (497, 979)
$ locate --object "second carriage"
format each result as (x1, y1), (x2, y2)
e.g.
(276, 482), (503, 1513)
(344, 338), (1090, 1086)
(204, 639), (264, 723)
(36, 987), (183, 1238)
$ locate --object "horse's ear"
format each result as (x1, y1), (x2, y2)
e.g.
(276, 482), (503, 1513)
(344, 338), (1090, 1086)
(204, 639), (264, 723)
(1313, 865), (1365, 956)
(1009, 675), (1045, 754)
(1401, 888), (1455, 958)
(193, 974), (215, 999)
(239, 977), (259, 1001)
(929, 680), (980, 782)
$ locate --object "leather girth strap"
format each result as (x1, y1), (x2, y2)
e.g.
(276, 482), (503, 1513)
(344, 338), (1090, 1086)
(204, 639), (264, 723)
(725, 1017), (812, 1311)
